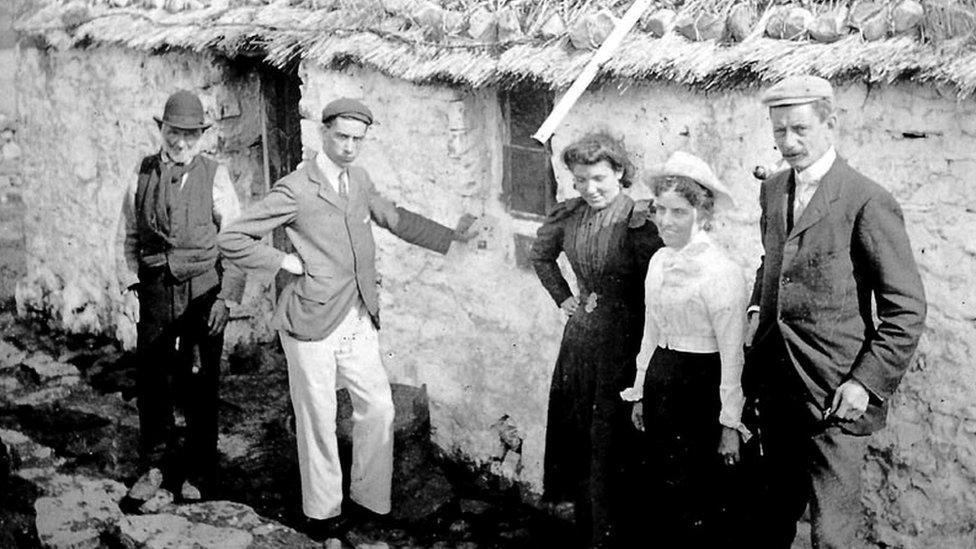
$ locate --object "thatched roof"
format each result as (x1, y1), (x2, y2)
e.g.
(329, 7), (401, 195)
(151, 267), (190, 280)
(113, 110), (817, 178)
(15, 0), (976, 97)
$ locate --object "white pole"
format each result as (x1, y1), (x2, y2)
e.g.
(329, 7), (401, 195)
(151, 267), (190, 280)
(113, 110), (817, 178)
(532, 0), (655, 144)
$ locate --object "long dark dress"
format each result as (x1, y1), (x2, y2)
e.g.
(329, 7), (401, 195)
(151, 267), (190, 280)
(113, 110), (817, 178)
(530, 193), (662, 547)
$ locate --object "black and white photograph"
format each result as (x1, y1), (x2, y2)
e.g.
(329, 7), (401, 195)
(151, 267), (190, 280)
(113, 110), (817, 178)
(0, 0), (970, 548)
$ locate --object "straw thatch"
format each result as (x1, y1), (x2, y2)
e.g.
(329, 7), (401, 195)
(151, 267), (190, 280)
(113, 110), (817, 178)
(15, 0), (976, 97)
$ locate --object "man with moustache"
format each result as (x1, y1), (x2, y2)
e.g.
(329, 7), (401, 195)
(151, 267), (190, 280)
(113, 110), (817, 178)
(116, 90), (245, 502)
(218, 98), (480, 539)
(744, 75), (926, 548)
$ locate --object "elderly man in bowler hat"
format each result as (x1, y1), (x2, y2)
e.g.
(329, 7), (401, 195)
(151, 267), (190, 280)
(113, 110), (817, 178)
(116, 90), (245, 502)
(743, 75), (926, 548)
(218, 98), (480, 539)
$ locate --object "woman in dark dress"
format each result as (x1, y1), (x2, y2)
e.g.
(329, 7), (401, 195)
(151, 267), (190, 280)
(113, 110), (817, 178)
(621, 151), (750, 546)
(530, 132), (662, 548)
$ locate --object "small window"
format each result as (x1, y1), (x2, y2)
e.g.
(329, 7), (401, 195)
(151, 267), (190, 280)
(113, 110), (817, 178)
(501, 84), (557, 219)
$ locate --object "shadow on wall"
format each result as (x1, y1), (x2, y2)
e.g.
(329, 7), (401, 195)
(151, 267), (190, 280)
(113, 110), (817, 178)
(0, 113), (24, 310)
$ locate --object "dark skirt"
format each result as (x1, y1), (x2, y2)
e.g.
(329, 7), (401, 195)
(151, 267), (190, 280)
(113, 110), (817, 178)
(543, 299), (641, 547)
(641, 347), (726, 543)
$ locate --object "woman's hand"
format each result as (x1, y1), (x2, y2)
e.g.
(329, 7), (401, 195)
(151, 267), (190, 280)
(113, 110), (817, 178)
(631, 402), (645, 432)
(280, 253), (304, 275)
(718, 426), (741, 466)
(559, 296), (579, 317)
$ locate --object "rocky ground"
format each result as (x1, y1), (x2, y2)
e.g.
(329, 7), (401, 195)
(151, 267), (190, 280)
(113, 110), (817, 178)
(0, 309), (577, 549)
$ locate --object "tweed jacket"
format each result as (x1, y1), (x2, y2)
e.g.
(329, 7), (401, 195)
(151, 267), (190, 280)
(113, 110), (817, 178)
(218, 156), (454, 341)
(747, 156), (926, 434)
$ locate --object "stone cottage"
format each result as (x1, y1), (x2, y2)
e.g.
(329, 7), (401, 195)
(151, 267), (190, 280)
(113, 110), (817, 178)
(8, 0), (976, 546)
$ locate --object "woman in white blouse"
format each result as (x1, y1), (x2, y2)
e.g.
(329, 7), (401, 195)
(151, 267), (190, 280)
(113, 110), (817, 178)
(620, 151), (749, 544)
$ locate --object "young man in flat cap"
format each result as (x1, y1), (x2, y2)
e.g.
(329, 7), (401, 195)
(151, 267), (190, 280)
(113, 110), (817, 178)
(218, 98), (479, 538)
(116, 90), (245, 502)
(742, 75), (926, 548)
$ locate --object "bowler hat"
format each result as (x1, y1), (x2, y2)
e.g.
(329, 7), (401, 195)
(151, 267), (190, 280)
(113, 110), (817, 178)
(321, 98), (374, 126)
(645, 151), (736, 209)
(761, 75), (834, 107)
(154, 90), (211, 130)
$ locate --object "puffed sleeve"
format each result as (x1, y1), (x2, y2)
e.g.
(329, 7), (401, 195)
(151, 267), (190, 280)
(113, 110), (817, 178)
(703, 257), (751, 438)
(530, 200), (579, 306)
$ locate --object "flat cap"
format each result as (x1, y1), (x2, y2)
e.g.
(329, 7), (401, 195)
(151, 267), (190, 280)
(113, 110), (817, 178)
(761, 75), (833, 107)
(321, 97), (373, 125)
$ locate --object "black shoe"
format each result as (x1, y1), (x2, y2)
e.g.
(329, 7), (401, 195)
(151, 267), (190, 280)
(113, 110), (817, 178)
(305, 515), (353, 542)
(343, 501), (392, 529)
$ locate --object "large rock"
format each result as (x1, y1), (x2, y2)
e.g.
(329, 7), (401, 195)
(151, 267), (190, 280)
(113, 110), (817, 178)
(640, 9), (675, 37)
(674, 12), (726, 41)
(108, 501), (320, 549)
(568, 9), (616, 50)
(34, 475), (127, 549)
(808, 8), (849, 43)
(0, 339), (28, 369)
(116, 514), (253, 549)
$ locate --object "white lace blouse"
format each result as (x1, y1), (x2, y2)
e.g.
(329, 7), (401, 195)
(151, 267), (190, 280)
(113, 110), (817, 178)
(620, 230), (750, 435)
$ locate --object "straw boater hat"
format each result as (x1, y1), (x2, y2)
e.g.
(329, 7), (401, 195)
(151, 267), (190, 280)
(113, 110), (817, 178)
(154, 90), (211, 130)
(646, 151), (736, 209)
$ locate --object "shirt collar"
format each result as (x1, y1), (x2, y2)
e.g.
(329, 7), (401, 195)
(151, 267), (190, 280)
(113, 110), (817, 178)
(663, 227), (713, 258)
(315, 152), (346, 185)
(795, 146), (836, 186)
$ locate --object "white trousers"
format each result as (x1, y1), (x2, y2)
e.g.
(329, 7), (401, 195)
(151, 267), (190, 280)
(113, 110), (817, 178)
(278, 304), (394, 519)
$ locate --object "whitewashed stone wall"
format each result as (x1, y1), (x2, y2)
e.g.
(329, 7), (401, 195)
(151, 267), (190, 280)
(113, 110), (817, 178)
(556, 81), (976, 548)
(300, 70), (976, 546)
(13, 46), (272, 348)
(12, 44), (975, 546)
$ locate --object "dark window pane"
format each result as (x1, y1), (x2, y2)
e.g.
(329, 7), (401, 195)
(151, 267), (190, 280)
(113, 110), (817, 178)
(506, 86), (553, 149)
(503, 145), (554, 217)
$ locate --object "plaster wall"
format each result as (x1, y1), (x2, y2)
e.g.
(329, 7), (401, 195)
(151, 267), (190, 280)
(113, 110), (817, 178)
(13, 46), (272, 347)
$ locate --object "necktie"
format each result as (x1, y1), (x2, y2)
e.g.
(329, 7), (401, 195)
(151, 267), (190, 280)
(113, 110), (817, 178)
(793, 178), (809, 221)
(338, 169), (349, 199)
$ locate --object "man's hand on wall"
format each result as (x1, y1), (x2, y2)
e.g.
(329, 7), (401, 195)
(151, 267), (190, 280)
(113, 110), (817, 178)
(452, 213), (487, 243)
(208, 298), (229, 337)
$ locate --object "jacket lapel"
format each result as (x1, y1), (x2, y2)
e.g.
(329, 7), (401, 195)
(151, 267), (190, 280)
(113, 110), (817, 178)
(788, 156), (844, 239)
(307, 155), (346, 209)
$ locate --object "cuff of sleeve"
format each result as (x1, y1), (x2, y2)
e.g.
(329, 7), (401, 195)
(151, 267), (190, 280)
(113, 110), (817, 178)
(620, 387), (643, 402)
(746, 305), (760, 315)
(849, 373), (886, 404)
(620, 369), (647, 402)
(719, 418), (753, 442)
